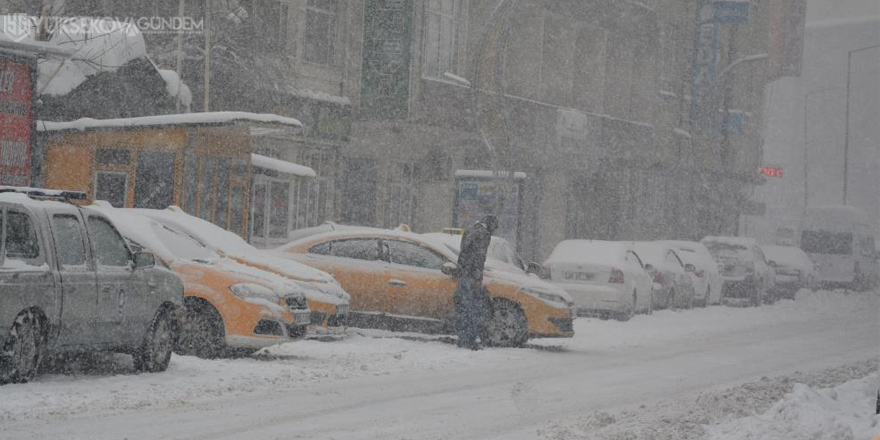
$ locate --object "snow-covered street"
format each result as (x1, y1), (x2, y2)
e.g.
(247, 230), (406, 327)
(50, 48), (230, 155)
(2, 290), (877, 439)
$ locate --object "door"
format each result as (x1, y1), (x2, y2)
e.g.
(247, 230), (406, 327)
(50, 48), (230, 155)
(306, 238), (388, 314)
(381, 239), (457, 322)
(49, 212), (99, 347)
(86, 215), (140, 344)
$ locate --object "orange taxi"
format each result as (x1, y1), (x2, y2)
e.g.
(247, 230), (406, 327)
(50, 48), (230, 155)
(94, 204), (311, 357)
(273, 227), (574, 347)
(131, 207), (351, 332)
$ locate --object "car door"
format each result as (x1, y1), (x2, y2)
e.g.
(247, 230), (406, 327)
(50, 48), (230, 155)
(0, 208), (57, 342)
(48, 211), (100, 347)
(86, 214), (140, 345)
(381, 239), (457, 322)
(306, 238), (389, 314)
(625, 250), (651, 310)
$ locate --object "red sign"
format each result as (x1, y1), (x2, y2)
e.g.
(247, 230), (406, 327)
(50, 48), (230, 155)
(760, 166), (784, 178)
(0, 56), (33, 187)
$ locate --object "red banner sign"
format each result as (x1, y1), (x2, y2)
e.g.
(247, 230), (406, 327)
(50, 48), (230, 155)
(0, 56), (33, 186)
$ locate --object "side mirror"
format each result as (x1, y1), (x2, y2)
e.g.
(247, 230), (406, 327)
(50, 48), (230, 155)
(768, 260), (777, 268)
(684, 264), (696, 273)
(441, 262), (459, 278)
(134, 252), (156, 270)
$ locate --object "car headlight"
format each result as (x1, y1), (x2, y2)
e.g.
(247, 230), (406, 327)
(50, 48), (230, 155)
(229, 283), (280, 303)
(521, 287), (569, 306)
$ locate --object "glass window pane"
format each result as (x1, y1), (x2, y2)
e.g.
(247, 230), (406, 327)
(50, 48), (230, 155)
(95, 172), (128, 208)
(52, 215), (87, 268)
(331, 239), (380, 261)
(5, 212), (41, 263)
(184, 154), (199, 215)
(214, 159), (230, 228)
(88, 217), (130, 267)
(230, 186), (245, 237)
(269, 181), (289, 239)
(252, 183), (267, 238)
(134, 151), (175, 210)
(199, 157), (215, 221)
(386, 240), (446, 269)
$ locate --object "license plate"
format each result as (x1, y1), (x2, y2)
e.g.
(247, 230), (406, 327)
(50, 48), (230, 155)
(563, 271), (595, 282)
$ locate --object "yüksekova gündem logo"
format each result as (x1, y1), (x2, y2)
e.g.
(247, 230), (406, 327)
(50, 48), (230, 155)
(1, 14), (204, 42)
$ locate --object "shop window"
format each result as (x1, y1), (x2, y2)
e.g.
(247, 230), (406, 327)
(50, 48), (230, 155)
(252, 182), (267, 238)
(256, 0), (292, 54)
(183, 154), (199, 216)
(230, 186), (246, 237)
(293, 151), (334, 230)
(305, 0), (337, 65)
(268, 181), (290, 238)
(423, 0), (463, 79)
(95, 171), (128, 208)
(134, 151), (175, 210)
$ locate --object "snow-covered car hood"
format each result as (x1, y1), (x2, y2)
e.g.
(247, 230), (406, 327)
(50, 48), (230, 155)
(485, 268), (574, 306)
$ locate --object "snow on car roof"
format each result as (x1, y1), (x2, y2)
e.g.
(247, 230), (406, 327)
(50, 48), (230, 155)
(761, 245), (813, 269)
(129, 207), (336, 283)
(283, 227), (460, 261)
(545, 240), (629, 265)
(0, 192), (75, 210)
(631, 242), (670, 265)
(701, 236), (758, 250)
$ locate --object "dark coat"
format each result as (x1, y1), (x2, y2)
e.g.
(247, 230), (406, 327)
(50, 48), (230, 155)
(457, 221), (493, 281)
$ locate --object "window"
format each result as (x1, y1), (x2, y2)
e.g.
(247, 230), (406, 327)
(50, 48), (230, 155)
(308, 242), (331, 256)
(88, 216), (131, 267)
(385, 161), (418, 229)
(269, 181), (290, 238)
(292, 150), (334, 230)
(385, 240), (447, 270)
(134, 151), (175, 210)
(199, 157), (216, 221)
(214, 158), (230, 228)
(305, 0), (337, 64)
(659, 23), (677, 92)
(423, 0), (463, 79)
(252, 182), (267, 238)
(4, 211), (41, 266)
(328, 239), (380, 261)
(95, 171), (128, 208)
(183, 154), (199, 216)
(52, 215), (87, 269)
(230, 186), (246, 237)
(96, 149), (131, 165)
(257, 0), (292, 54)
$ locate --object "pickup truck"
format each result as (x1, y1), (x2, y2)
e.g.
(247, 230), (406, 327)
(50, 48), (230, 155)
(0, 188), (183, 384)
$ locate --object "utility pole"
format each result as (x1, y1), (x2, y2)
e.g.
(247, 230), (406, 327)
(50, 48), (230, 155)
(203, 0), (212, 112)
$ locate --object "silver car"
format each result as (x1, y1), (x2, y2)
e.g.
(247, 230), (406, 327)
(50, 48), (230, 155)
(0, 188), (183, 384)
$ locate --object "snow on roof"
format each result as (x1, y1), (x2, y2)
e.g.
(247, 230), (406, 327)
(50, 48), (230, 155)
(544, 240), (629, 265)
(26, 17), (148, 96)
(251, 154), (316, 178)
(36, 111), (303, 132)
(454, 170), (528, 180)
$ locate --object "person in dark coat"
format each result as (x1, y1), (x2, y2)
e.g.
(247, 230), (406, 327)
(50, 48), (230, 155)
(454, 215), (499, 349)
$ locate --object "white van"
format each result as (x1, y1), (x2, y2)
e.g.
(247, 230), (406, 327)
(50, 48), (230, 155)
(801, 206), (878, 290)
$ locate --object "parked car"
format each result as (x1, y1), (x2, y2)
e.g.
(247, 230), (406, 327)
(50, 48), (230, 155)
(275, 227), (575, 347)
(0, 188), (183, 384)
(761, 245), (818, 299)
(93, 204), (311, 357)
(701, 236), (775, 306)
(129, 207), (351, 332)
(632, 242), (696, 309)
(424, 231), (528, 275)
(542, 240), (654, 320)
(659, 240), (724, 306)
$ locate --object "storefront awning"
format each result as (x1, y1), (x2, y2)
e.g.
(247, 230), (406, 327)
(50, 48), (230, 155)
(251, 153), (316, 178)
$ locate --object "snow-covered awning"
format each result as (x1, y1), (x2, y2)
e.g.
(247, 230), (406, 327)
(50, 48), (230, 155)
(455, 170), (528, 180)
(36, 112), (303, 132)
(251, 154), (316, 178)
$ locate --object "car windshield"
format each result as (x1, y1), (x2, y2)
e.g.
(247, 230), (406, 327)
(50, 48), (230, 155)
(150, 223), (219, 263)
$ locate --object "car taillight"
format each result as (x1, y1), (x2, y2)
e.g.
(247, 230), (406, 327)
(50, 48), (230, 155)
(653, 271), (664, 284)
(609, 268), (625, 284)
(695, 269), (705, 278)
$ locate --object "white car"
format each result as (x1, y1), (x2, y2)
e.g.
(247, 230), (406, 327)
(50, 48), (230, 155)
(761, 245), (818, 299)
(633, 242), (696, 310)
(659, 240), (723, 306)
(542, 240), (653, 320)
(701, 236), (775, 306)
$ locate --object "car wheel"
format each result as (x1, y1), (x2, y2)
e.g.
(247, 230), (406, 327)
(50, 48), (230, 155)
(482, 300), (528, 347)
(668, 289), (676, 310)
(176, 300), (225, 359)
(750, 285), (762, 307)
(702, 286), (711, 307)
(134, 309), (174, 373)
(0, 311), (44, 385)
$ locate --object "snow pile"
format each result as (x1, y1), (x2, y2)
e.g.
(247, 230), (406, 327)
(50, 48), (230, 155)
(156, 69), (193, 111)
(707, 373), (880, 440)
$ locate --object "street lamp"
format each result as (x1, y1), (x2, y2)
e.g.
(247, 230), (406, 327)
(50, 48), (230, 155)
(843, 43), (880, 205)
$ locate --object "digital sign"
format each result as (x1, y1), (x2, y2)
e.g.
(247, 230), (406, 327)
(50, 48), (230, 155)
(0, 55), (34, 186)
(760, 166), (784, 178)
